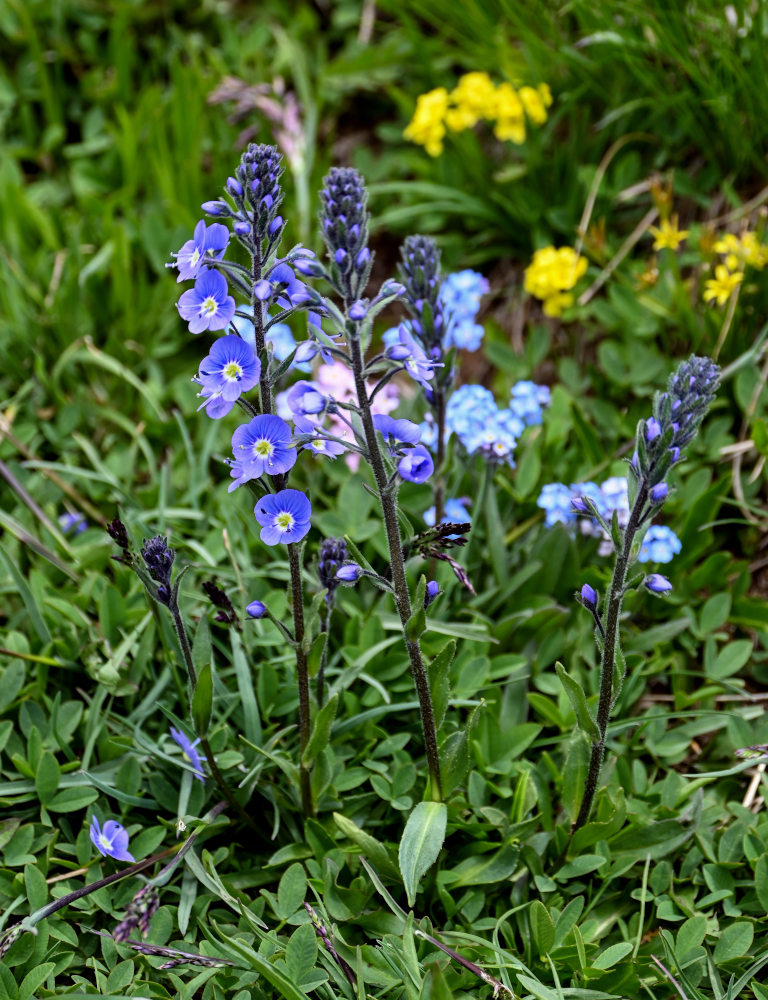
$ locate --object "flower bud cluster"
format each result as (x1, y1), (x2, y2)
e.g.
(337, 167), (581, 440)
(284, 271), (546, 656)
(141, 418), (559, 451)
(234, 143), (285, 242)
(636, 355), (720, 487)
(140, 535), (175, 605)
(398, 235), (445, 351)
(318, 537), (348, 602)
(320, 167), (372, 301)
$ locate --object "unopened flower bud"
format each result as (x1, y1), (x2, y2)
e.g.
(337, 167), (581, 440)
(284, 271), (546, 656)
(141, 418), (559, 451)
(246, 600), (267, 619)
(580, 584), (597, 609)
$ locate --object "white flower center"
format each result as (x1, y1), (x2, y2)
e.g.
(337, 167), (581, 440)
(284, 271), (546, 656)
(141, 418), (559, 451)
(190, 248), (201, 267)
(99, 834), (112, 849)
(201, 295), (218, 316)
(254, 439), (274, 458)
(276, 512), (295, 530)
(223, 361), (243, 382)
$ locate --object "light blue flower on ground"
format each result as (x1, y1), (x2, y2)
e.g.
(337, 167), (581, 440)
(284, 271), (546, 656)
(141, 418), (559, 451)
(637, 525), (682, 563)
(509, 380), (551, 425)
(440, 270), (489, 351)
(424, 497), (472, 527)
(537, 483), (576, 527)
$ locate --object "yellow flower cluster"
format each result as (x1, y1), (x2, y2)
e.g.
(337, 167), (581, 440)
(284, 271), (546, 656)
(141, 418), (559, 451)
(524, 246), (588, 317)
(703, 230), (768, 306)
(404, 72), (552, 157)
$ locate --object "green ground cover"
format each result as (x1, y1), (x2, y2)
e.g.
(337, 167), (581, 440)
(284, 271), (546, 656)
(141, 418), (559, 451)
(1, 1), (768, 998)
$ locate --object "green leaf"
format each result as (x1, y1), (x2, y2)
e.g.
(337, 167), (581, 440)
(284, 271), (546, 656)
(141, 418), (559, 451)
(713, 921), (753, 964)
(555, 855), (607, 880)
(192, 663), (213, 737)
(35, 751), (60, 806)
(277, 863), (307, 919)
(399, 801), (447, 907)
(285, 922), (317, 982)
(333, 812), (400, 879)
(192, 615), (212, 676)
(529, 900), (555, 955)
(555, 662), (600, 741)
(302, 693), (338, 765)
(25, 863), (48, 911)
(441, 843), (519, 887)
(592, 941), (633, 969)
(18, 963), (55, 1000)
(699, 593), (731, 634)
(427, 640), (455, 732)
(307, 631), (327, 679)
(47, 786), (98, 812)
(755, 854), (768, 912)
(710, 640), (752, 679)
(0, 660), (25, 714)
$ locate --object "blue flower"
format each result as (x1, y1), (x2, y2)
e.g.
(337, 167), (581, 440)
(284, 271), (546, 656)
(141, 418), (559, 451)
(537, 483), (576, 527)
(336, 563), (362, 582)
(169, 726), (206, 782)
(177, 270), (236, 334)
(644, 573), (673, 593)
(424, 497), (472, 527)
(229, 414), (296, 490)
(254, 489), (312, 545)
(197, 335), (261, 419)
(424, 580), (442, 608)
(168, 220), (229, 283)
(509, 380), (551, 426)
(398, 444), (434, 483)
(59, 512), (88, 535)
(373, 414), (422, 453)
(293, 414), (346, 458)
(90, 817), (136, 862)
(440, 270), (489, 351)
(388, 325), (439, 386)
(246, 600), (267, 618)
(287, 380), (327, 418)
(637, 525), (681, 564)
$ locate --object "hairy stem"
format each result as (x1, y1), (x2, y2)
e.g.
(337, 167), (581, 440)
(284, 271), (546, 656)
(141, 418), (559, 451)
(348, 333), (442, 799)
(288, 542), (314, 815)
(573, 482), (648, 831)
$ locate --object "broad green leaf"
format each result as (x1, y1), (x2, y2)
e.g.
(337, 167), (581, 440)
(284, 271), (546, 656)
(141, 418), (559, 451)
(713, 921), (753, 964)
(441, 843), (519, 887)
(529, 900), (555, 955)
(35, 751), (60, 806)
(277, 863), (307, 919)
(710, 640), (752, 679)
(592, 940), (633, 969)
(755, 854), (768, 912)
(285, 922), (317, 982)
(399, 801), (447, 907)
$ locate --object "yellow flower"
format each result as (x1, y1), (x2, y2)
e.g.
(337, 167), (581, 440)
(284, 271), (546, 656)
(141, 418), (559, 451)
(492, 83), (526, 143)
(403, 87), (449, 156)
(543, 292), (574, 317)
(524, 246), (587, 311)
(537, 82), (553, 108)
(714, 230), (768, 271)
(446, 72), (497, 131)
(648, 214), (689, 251)
(703, 264), (744, 306)
(713, 233), (743, 271)
(519, 85), (548, 125)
